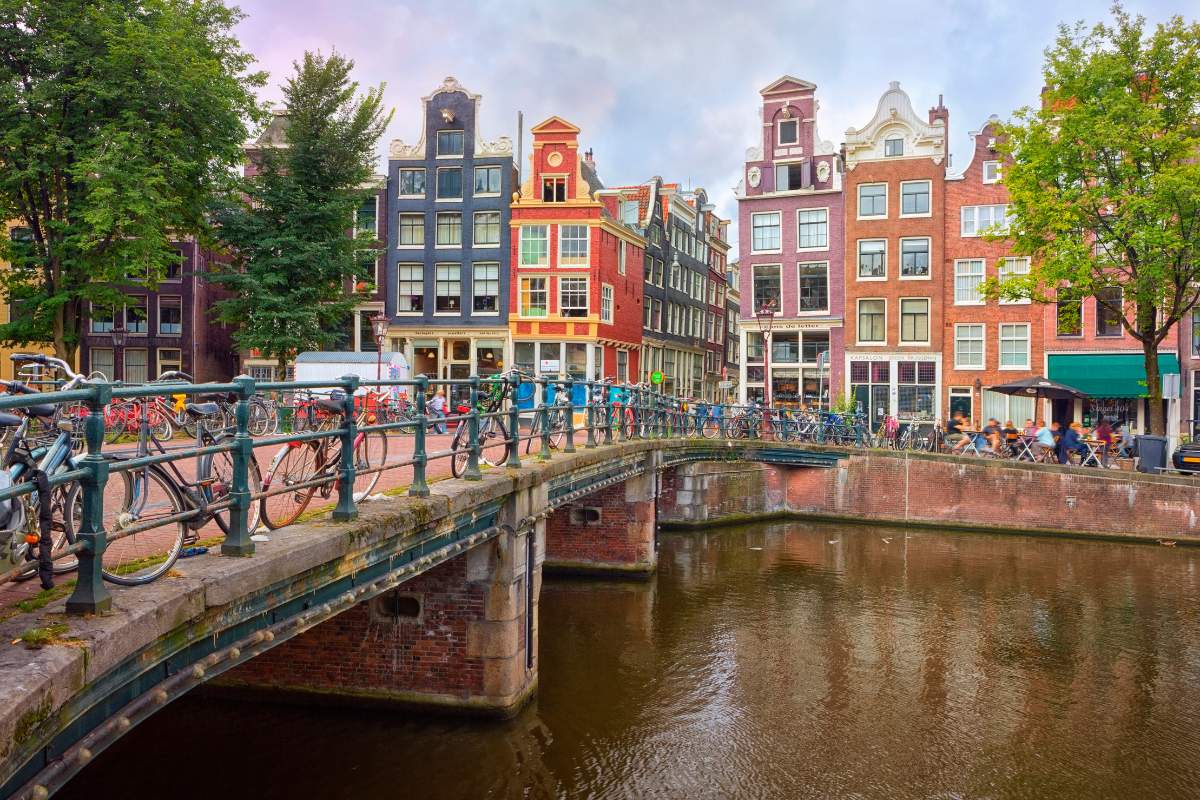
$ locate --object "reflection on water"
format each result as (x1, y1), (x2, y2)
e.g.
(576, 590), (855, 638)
(61, 522), (1200, 799)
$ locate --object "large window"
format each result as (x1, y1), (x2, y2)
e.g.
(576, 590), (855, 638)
(434, 264), (460, 312)
(752, 264), (781, 312)
(355, 198), (377, 236)
(436, 130), (464, 156)
(751, 212), (781, 252)
(900, 180), (931, 216)
(559, 225), (589, 266)
(1096, 286), (1123, 336)
(998, 257), (1030, 304)
(601, 285), (613, 323)
(797, 209), (828, 249)
(519, 277), (547, 317)
(858, 183), (887, 217)
(559, 277), (588, 317)
(90, 348), (114, 381)
(519, 225), (548, 266)
(541, 177), (566, 202)
(157, 348), (182, 377)
(900, 238), (930, 277)
(436, 167), (462, 199)
(398, 168), (425, 196)
(125, 298), (147, 334)
(398, 214), (424, 247)
(1057, 289), (1082, 336)
(797, 262), (828, 312)
(472, 263), (499, 312)
(857, 299), (885, 343)
(124, 349), (148, 384)
(778, 118), (799, 145)
(961, 204), (1010, 236)
(896, 361), (936, 419)
(955, 324), (984, 368)
(999, 323), (1030, 368)
(473, 212), (500, 246)
(396, 264), (423, 312)
(158, 297), (182, 335)
(435, 212), (462, 246)
(954, 259), (984, 304)
(884, 136), (904, 157)
(775, 163), (807, 191)
(858, 239), (886, 279)
(772, 332), (799, 363)
(900, 298), (929, 343)
(802, 331), (830, 363)
(473, 165), (501, 195)
(620, 200), (639, 225)
(90, 304), (115, 333)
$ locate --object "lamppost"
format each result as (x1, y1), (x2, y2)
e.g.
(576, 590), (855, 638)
(110, 320), (126, 383)
(370, 312), (389, 381)
(974, 376), (983, 428)
(755, 300), (776, 408)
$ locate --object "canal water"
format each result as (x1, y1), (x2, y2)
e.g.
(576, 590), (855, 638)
(61, 521), (1200, 799)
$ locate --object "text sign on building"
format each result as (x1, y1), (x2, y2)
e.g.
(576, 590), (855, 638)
(539, 359), (561, 373)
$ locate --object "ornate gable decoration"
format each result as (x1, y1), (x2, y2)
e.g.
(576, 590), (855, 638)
(760, 75), (817, 96)
(423, 75), (479, 103)
(843, 81), (946, 166)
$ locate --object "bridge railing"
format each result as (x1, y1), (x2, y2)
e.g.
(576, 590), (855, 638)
(0, 368), (876, 613)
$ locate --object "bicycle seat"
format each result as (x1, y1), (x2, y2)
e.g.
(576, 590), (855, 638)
(184, 402), (222, 418)
(25, 403), (56, 419)
(316, 397), (345, 414)
(0, 412), (22, 427)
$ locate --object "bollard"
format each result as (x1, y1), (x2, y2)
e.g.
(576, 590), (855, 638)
(506, 372), (522, 468)
(409, 375), (430, 497)
(464, 376), (482, 480)
(584, 381), (598, 449)
(223, 375), (257, 554)
(66, 381), (113, 615)
(332, 374), (360, 520)
(563, 377), (576, 453)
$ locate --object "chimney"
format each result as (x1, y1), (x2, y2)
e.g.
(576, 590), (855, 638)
(928, 93), (949, 146)
(583, 148), (595, 170)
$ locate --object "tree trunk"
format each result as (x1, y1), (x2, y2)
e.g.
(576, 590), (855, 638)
(1143, 343), (1164, 436)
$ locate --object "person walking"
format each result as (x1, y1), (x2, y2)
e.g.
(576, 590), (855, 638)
(429, 389), (447, 434)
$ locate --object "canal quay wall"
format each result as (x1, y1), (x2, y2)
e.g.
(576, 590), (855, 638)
(544, 468), (658, 576)
(660, 450), (1200, 544)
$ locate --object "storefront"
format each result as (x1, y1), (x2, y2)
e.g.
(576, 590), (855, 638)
(742, 326), (831, 409)
(1047, 352), (1179, 432)
(846, 354), (940, 426)
(388, 328), (509, 407)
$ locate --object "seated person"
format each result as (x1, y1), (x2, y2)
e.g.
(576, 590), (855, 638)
(1022, 418), (1038, 437)
(1033, 420), (1057, 459)
(1002, 420), (1020, 453)
(1057, 422), (1087, 464)
(981, 418), (1004, 453)
(944, 412), (966, 450)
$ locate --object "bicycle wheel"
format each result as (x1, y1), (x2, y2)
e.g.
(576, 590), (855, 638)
(247, 399), (273, 437)
(450, 427), (469, 478)
(353, 430), (387, 497)
(547, 409), (566, 450)
(13, 476), (81, 580)
(94, 466), (187, 586)
(260, 441), (320, 529)
(702, 417), (720, 439)
(202, 437), (264, 536)
(105, 402), (132, 444)
(149, 404), (173, 441)
(480, 417), (509, 467)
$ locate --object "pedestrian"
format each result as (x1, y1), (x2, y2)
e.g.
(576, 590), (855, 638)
(429, 389), (447, 434)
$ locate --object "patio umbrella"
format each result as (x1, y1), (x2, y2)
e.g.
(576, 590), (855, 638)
(987, 375), (1088, 402)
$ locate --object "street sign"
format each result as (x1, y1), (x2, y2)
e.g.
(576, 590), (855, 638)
(817, 350), (829, 368)
(650, 370), (664, 385)
(539, 359), (560, 373)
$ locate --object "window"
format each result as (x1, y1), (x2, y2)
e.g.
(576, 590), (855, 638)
(541, 177), (566, 202)
(797, 262), (828, 312)
(396, 264), (423, 312)
(157, 348), (182, 377)
(954, 259), (985, 304)
(473, 165), (501, 195)
(355, 198), (378, 237)
(1057, 289), (1082, 336)
(559, 277), (588, 317)
(999, 323), (1030, 368)
(472, 263), (499, 313)
(1096, 287), (1124, 336)
(470, 211), (500, 247)
(559, 225), (589, 266)
(752, 264), (781, 312)
(126, 298), (147, 334)
(434, 264), (460, 312)
(750, 212), (781, 252)
(669, 261), (680, 289)
(124, 348), (148, 384)
(620, 200), (639, 225)
(618, 242), (626, 275)
(900, 298), (929, 343)
(616, 349), (628, 382)
(775, 163), (809, 191)
(654, 258), (664, 286)
(900, 238), (930, 277)
(858, 183), (886, 217)
(857, 299), (885, 343)
(772, 332), (799, 363)
(519, 277), (547, 317)
(997, 257), (1030, 304)
(802, 331), (830, 364)
(435, 212), (462, 246)
(398, 168), (425, 196)
(436, 130), (464, 156)
(858, 239), (885, 279)
(797, 209), (828, 249)
(955, 324), (984, 368)
(884, 136), (904, 157)
(436, 167), (462, 199)
(778, 118), (799, 145)
(398, 214), (424, 247)
(158, 297), (182, 335)
(90, 348), (114, 381)
(982, 161), (1001, 183)
(644, 299), (653, 329)
(90, 304), (115, 333)
(165, 254), (183, 281)
(601, 284), (613, 323)
(900, 180), (930, 215)
(652, 299), (662, 330)
(519, 225), (549, 266)
(961, 204), (1010, 236)
(896, 361), (936, 419)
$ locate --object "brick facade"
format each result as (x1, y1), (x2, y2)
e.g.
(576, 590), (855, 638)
(544, 471), (656, 574)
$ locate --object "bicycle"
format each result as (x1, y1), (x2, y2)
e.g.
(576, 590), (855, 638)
(450, 373), (515, 478)
(524, 378), (571, 454)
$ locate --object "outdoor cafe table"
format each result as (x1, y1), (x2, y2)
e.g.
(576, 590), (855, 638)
(1080, 438), (1107, 468)
(1014, 435), (1037, 461)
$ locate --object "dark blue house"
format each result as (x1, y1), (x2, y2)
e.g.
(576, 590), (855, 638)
(386, 77), (514, 390)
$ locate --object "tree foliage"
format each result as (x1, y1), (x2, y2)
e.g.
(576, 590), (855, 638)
(0, 0), (264, 361)
(210, 52), (390, 370)
(990, 5), (1200, 434)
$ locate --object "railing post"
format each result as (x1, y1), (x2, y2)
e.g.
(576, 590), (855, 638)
(563, 377), (576, 453)
(332, 374), (360, 520)
(505, 372), (522, 468)
(223, 375), (257, 555)
(718, 403), (728, 438)
(584, 381), (598, 449)
(603, 384), (614, 446)
(410, 375), (430, 496)
(817, 411), (827, 444)
(66, 381), (113, 615)
(619, 384), (630, 442)
(537, 377), (552, 461)
(464, 376), (482, 480)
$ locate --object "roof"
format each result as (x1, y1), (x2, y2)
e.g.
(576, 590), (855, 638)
(296, 351), (394, 364)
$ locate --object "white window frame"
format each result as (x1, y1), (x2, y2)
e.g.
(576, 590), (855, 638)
(558, 276), (589, 318)
(518, 275), (549, 318)
(998, 257), (1031, 305)
(395, 263), (423, 315)
(961, 204), (1010, 237)
(558, 224), (590, 267)
(899, 180), (932, 218)
(856, 298), (887, 346)
(795, 207), (829, 252)
(777, 118), (799, 146)
(953, 259), (985, 305)
(472, 211), (500, 247)
(471, 262), (500, 316)
(856, 238), (887, 281)
(998, 322), (1031, 370)
(435, 166), (463, 201)
(898, 297), (930, 346)
(617, 241), (626, 275)
(857, 182), (888, 219)
(435, 212), (462, 248)
(473, 165), (501, 196)
(397, 213), (424, 248)
(436, 129), (465, 158)
(898, 236), (932, 280)
(751, 263), (782, 313)
(157, 295), (183, 337)
(397, 168), (425, 198)
(750, 212), (782, 254)
(519, 225), (549, 267)
(954, 324), (985, 369)
(796, 261), (830, 314)
(433, 263), (461, 315)
(982, 161), (1001, 184)
(601, 284), (614, 324)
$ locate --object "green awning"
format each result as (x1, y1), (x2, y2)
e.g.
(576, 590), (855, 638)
(1047, 353), (1180, 398)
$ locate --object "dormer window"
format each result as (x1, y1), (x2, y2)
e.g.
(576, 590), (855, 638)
(778, 118), (799, 146)
(884, 136), (904, 157)
(542, 177), (566, 202)
(437, 130), (464, 156)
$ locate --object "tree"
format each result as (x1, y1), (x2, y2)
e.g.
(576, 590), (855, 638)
(0, 0), (264, 363)
(209, 52), (390, 373)
(990, 5), (1200, 435)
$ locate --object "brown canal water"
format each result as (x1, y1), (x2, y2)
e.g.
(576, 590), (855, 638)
(60, 521), (1200, 800)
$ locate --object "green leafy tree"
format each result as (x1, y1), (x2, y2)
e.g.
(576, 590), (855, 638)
(0, 0), (264, 362)
(990, 6), (1200, 434)
(210, 52), (390, 372)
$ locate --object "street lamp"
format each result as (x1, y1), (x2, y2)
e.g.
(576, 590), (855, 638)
(370, 312), (389, 381)
(755, 299), (776, 408)
(974, 377), (983, 427)
(110, 320), (126, 383)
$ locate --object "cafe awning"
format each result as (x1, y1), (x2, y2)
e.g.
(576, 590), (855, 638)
(1047, 353), (1180, 398)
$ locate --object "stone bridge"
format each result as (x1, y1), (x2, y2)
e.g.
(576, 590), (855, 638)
(4, 437), (1200, 799)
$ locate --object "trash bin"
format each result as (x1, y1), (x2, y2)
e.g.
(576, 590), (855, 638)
(1135, 434), (1168, 473)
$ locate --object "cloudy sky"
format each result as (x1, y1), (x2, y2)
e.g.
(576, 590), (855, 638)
(235, 0), (1180, 242)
